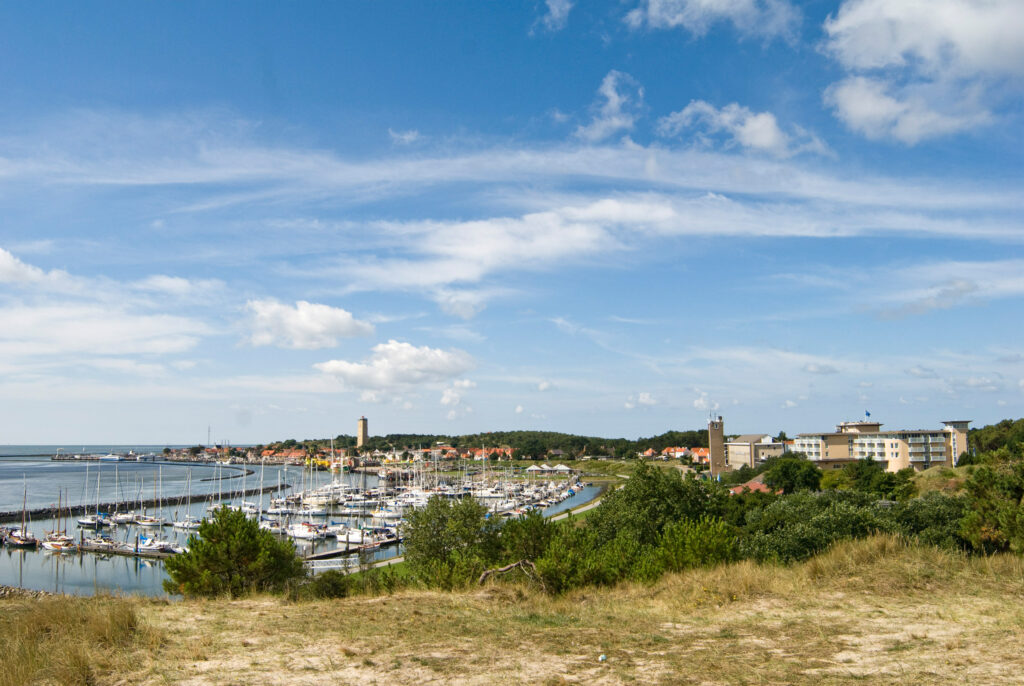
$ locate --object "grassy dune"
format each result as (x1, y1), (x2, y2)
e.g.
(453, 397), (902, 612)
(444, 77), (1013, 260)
(5, 535), (1024, 685)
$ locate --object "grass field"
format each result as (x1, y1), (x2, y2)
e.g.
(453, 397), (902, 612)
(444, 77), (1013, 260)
(5, 534), (1024, 685)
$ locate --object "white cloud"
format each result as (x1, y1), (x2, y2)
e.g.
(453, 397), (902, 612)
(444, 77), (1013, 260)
(441, 379), (476, 407)
(538, 380), (552, 392)
(781, 399), (798, 408)
(824, 0), (1024, 77)
(625, 392), (657, 409)
(0, 303), (207, 357)
(0, 247), (83, 294)
(315, 340), (475, 391)
(906, 365), (938, 379)
(824, 76), (990, 145)
(433, 288), (491, 319)
(874, 260), (1024, 317)
(625, 0), (800, 41)
(388, 128), (421, 145)
(537, 0), (573, 32)
(515, 404), (524, 414)
(575, 71), (644, 143)
(87, 358), (167, 377)
(246, 299), (373, 350)
(637, 391), (657, 406)
(822, 0), (1024, 143)
(133, 274), (223, 298)
(959, 376), (1001, 392)
(658, 100), (827, 157)
(693, 391), (720, 411)
(803, 363), (839, 375)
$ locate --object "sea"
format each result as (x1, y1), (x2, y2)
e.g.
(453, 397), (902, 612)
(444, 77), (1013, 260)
(0, 446), (599, 596)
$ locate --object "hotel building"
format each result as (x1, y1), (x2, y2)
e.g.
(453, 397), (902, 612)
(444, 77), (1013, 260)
(793, 420), (970, 472)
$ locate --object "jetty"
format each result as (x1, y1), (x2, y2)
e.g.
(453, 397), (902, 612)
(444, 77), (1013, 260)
(0, 484), (289, 524)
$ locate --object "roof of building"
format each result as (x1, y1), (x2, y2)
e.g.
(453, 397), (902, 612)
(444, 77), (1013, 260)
(728, 475), (779, 496)
(728, 434), (774, 444)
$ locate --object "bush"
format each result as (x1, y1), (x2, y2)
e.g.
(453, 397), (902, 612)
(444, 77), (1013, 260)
(960, 461), (1024, 553)
(499, 509), (555, 561)
(289, 570), (352, 601)
(660, 516), (738, 571)
(163, 506), (306, 597)
(402, 495), (501, 589)
(740, 491), (894, 563)
(535, 525), (605, 593)
(888, 491), (970, 551)
(586, 461), (726, 548)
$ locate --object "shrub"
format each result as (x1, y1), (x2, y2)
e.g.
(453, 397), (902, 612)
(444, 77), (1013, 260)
(740, 491), (894, 563)
(289, 570), (352, 601)
(499, 509), (555, 562)
(535, 525), (604, 593)
(960, 461), (1024, 554)
(586, 461), (726, 548)
(660, 516), (738, 571)
(163, 506), (306, 597)
(402, 495), (501, 589)
(888, 491), (970, 551)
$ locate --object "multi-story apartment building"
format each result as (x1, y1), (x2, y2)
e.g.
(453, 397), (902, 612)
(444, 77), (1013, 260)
(793, 419), (970, 472)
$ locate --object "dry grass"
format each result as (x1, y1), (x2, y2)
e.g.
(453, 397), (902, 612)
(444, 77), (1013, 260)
(36, 536), (1011, 686)
(0, 594), (162, 686)
(913, 465), (975, 495)
(31, 535), (1011, 685)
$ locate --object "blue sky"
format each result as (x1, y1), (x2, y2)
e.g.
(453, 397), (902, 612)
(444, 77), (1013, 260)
(1, 0), (1022, 444)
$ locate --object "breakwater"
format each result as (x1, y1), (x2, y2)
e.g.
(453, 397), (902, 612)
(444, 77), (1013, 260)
(0, 484), (289, 524)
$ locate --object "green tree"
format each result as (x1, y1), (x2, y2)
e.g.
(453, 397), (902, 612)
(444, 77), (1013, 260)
(961, 460), (1024, 553)
(763, 456), (822, 494)
(163, 507), (306, 597)
(586, 461), (726, 548)
(402, 496), (500, 588)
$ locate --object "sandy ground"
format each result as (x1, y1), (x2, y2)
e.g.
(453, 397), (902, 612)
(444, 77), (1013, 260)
(118, 540), (1024, 685)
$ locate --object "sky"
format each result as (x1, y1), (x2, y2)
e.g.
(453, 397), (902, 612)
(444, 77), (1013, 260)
(0, 0), (1022, 444)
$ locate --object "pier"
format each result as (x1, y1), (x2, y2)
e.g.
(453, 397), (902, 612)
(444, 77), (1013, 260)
(0, 484), (289, 524)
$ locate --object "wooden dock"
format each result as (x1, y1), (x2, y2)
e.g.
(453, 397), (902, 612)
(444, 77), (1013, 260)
(76, 542), (175, 560)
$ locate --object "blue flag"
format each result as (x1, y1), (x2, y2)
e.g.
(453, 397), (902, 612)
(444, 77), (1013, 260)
(865, 410), (871, 417)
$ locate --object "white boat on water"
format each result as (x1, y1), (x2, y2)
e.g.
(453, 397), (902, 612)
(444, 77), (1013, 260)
(286, 522), (327, 540)
(172, 516), (201, 530)
(112, 512), (137, 525)
(41, 533), (77, 552)
(138, 535), (183, 554)
(135, 514), (164, 528)
(259, 518), (284, 534)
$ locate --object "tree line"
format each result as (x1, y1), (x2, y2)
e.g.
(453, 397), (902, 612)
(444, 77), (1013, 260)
(262, 428), (710, 459)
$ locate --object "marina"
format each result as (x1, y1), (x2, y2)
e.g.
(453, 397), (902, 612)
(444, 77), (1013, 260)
(0, 446), (601, 596)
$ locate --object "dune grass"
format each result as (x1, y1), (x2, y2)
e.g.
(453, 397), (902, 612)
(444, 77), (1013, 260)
(37, 535), (1017, 685)
(0, 594), (161, 686)
(913, 464), (976, 495)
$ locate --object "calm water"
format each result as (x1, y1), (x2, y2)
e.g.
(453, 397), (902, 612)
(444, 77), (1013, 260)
(0, 447), (599, 596)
